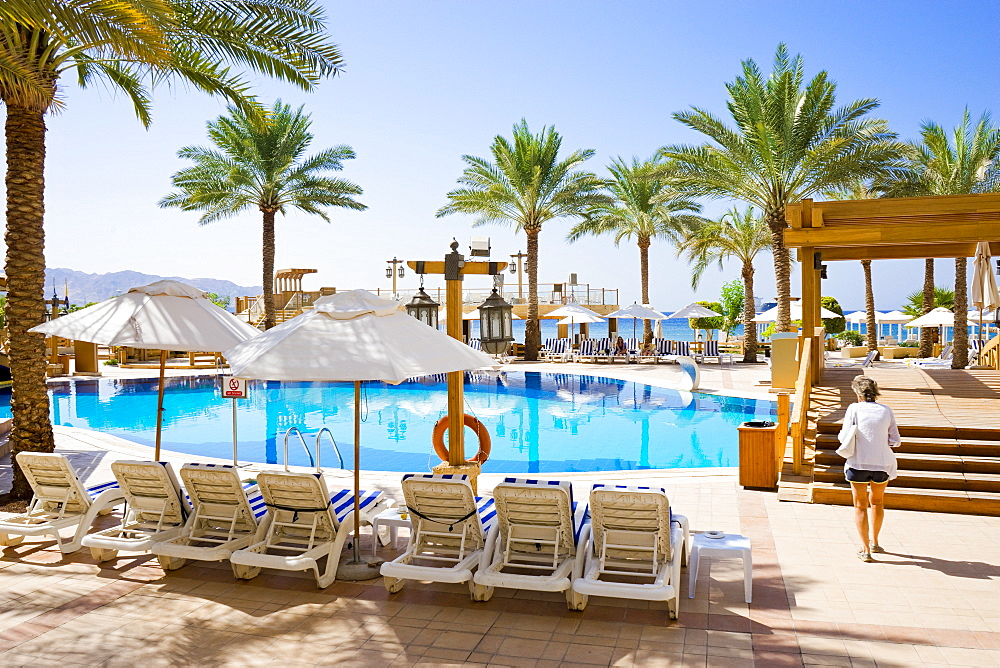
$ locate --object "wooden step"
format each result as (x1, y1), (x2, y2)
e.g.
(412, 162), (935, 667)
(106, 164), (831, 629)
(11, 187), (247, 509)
(814, 450), (963, 471)
(810, 481), (1000, 516)
(816, 420), (1000, 442)
(813, 465), (1000, 493)
(814, 434), (1000, 458)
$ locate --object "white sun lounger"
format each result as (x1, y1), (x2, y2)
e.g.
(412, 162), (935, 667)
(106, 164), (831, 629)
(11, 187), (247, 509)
(81, 461), (189, 562)
(152, 463), (268, 570)
(380, 474), (497, 600)
(0, 452), (124, 553)
(473, 477), (589, 609)
(229, 472), (389, 587)
(571, 484), (686, 619)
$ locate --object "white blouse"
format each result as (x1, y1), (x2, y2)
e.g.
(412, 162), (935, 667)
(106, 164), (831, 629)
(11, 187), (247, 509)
(839, 401), (901, 479)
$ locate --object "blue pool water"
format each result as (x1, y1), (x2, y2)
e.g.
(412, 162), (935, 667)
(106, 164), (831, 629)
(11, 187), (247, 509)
(1, 372), (775, 474)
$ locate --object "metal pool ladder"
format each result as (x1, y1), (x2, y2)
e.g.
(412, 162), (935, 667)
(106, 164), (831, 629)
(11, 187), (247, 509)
(282, 427), (345, 473)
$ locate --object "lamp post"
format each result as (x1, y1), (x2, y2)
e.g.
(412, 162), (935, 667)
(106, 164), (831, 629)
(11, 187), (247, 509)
(408, 241), (506, 468)
(509, 250), (526, 301)
(386, 257), (405, 297)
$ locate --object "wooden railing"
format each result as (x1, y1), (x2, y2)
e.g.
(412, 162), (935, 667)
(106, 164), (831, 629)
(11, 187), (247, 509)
(775, 392), (791, 474)
(978, 334), (1000, 369)
(790, 337), (813, 475)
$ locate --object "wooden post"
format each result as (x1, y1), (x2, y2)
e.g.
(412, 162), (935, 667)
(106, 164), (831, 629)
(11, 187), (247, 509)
(154, 349), (167, 460)
(445, 265), (465, 466)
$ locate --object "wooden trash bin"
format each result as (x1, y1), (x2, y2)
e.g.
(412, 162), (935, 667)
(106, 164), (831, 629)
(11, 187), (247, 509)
(738, 421), (779, 489)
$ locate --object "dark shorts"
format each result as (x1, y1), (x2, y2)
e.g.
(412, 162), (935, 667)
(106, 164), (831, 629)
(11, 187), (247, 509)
(846, 468), (889, 484)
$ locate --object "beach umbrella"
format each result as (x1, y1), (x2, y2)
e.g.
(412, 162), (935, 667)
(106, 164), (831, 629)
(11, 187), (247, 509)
(606, 303), (666, 339)
(971, 241), (1000, 344)
(666, 303), (722, 319)
(904, 307), (956, 328)
(751, 302), (839, 323)
(224, 289), (497, 577)
(547, 303), (604, 340)
(30, 280), (259, 458)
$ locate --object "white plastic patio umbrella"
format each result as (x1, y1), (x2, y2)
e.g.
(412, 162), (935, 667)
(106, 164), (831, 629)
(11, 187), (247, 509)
(223, 289), (497, 575)
(666, 302), (722, 319)
(30, 280), (260, 458)
(606, 303), (665, 339)
(904, 307), (956, 328)
(971, 241), (1000, 344)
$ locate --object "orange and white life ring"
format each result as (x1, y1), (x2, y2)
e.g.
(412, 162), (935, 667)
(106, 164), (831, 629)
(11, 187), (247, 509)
(432, 414), (491, 464)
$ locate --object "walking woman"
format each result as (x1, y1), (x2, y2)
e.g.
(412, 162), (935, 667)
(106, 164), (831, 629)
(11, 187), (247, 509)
(840, 375), (900, 562)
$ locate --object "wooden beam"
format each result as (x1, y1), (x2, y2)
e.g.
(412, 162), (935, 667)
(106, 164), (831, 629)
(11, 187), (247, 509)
(406, 260), (508, 275)
(784, 220), (1000, 248)
(811, 242), (1000, 261)
(787, 192), (1000, 223)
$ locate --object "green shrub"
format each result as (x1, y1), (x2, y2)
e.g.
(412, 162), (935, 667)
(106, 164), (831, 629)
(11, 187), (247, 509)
(835, 330), (863, 346)
(821, 296), (846, 335)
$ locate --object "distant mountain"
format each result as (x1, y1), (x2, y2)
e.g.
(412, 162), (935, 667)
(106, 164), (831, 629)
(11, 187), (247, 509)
(45, 268), (262, 310)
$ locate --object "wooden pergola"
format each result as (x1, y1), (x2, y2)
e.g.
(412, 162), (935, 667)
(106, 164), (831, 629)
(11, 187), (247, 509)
(784, 193), (1000, 381)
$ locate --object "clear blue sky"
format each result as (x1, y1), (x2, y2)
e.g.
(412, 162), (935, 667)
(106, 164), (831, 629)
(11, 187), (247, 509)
(8, 0), (998, 310)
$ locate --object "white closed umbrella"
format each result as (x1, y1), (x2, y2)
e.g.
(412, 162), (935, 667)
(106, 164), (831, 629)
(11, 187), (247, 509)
(971, 241), (1000, 345)
(224, 289), (497, 575)
(30, 280), (260, 458)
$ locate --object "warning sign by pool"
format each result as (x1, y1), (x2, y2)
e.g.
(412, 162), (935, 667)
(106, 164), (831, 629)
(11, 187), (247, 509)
(222, 377), (248, 399)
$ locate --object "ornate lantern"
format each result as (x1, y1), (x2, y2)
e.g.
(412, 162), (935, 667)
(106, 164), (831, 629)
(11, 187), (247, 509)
(406, 277), (439, 329)
(478, 287), (513, 355)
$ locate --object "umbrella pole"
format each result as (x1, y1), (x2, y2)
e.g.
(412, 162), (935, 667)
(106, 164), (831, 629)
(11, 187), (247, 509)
(353, 380), (361, 563)
(337, 379), (381, 581)
(154, 350), (167, 460)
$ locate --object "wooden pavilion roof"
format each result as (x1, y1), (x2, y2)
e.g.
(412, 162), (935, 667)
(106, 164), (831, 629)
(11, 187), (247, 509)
(784, 193), (1000, 261)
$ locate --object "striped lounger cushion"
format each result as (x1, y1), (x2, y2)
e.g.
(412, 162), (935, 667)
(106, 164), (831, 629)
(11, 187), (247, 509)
(330, 488), (384, 523)
(85, 480), (121, 500)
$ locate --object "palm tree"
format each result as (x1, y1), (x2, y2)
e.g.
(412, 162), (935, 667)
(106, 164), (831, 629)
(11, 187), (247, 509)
(891, 110), (1000, 367)
(566, 157), (704, 343)
(437, 119), (608, 360)
(1, 0), (343, 497)
(160, 101), (366, 330)
(677, 206), (771, 363)
(662, 44), (906, 334)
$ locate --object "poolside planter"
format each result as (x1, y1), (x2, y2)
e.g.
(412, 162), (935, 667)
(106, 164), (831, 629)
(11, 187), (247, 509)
(738, 421), (779, 489)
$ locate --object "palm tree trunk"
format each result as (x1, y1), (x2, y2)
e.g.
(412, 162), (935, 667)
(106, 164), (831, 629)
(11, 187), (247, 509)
(4, 105), (56, 499)
(862, 260), (877, 352)
(639, 236), (652, 344)
(741, 262), (758, 363)
(524, 228), (540, 361)
(261, 209), (276, 330)
(765, 207), (791, 333)
(920, 258), (934, 357)
(953, 257), (968, 368)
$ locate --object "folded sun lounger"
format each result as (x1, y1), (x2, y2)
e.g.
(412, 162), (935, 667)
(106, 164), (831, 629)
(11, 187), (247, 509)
(0, 452), (125, 554)
(380, 473), (497, 599)
(81, 460), (189, 562)
(152, 463), (268, 570)
(571, 484), (687, 619)
(473, 477), (589, 609)
(229, 472), (389, 587)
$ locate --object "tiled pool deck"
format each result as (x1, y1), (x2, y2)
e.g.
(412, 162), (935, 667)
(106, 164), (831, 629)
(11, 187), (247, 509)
(2, 362), (999, 666)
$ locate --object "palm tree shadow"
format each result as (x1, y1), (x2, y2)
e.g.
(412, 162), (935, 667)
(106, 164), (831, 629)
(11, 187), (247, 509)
(874, 551), (1000, 578)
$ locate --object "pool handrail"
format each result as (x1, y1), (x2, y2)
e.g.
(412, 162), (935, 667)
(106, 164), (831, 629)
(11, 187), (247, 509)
(315, 428), (344, 470)
(283, 427), (318, 473)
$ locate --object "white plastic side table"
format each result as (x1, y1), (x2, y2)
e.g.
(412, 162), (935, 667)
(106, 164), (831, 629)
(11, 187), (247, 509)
(371, 507), (411, 555)
(688, 533), (752, 603)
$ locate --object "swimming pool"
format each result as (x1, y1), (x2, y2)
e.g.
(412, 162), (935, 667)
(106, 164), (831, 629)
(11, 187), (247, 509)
(2, 372), (776, 473)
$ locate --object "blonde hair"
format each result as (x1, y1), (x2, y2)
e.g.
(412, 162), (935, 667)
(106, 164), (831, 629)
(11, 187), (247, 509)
(851, 375), (879, 402)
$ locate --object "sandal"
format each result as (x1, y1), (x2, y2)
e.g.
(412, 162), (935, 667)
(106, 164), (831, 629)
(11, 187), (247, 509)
(857, 549), (874, 562)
